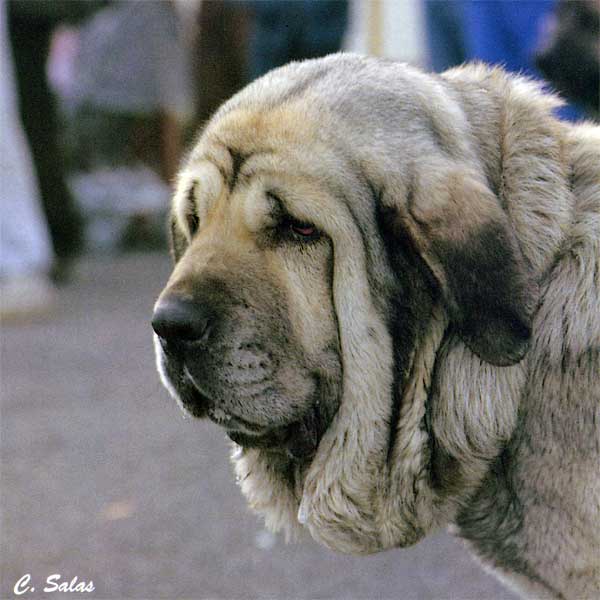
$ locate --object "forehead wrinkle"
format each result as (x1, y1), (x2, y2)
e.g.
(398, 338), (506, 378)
(192, 116), (353, 230)
(200, 133), (253, 194)
(264, 175), (345, 234)
(221, 145), (286, 194)
(227, 147), (250, 192)
(259, 153), (353, 214)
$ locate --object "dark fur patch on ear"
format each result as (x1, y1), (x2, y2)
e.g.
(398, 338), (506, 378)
(402, 172), (536, 366)
(169, 213), (187, 263)
(432, 222), (534, 366)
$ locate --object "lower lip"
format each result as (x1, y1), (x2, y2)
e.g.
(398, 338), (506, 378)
(207, 407), (266, 435)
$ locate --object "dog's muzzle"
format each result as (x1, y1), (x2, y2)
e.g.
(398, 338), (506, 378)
(152, 293), (322, 459)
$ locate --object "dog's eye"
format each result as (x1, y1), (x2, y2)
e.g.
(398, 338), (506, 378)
(267, 192), (320, 242)
(287, 218), (320, 241)
(291, 221), (316, 237)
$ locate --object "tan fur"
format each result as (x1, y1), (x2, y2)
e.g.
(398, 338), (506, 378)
(154, 55), (600, 599)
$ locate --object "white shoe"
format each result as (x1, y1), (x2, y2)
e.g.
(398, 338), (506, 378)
(0, 274), (57, 323)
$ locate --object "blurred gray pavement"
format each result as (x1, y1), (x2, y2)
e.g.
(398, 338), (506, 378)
(1, 252), (517, 600)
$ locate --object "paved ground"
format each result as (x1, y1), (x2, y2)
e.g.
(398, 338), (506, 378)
(1, 252), (517, 600)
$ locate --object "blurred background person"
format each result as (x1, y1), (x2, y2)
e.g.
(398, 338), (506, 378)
(71, 0), (191, 183)
(423, 0), (586, 121)
(66, 0), (194, 251)
(247, 0), (349, 80)
(7, 0), (97, 282)
(1, 0), (56, 320)
(535, 0), (599, 121)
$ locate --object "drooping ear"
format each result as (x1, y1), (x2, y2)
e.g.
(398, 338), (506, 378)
(397, 169), (537, 366)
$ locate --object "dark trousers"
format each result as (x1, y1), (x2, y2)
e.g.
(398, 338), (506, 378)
(8, 8), (83, 262)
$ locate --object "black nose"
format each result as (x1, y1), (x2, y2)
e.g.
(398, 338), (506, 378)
(152, 296), (213, 344)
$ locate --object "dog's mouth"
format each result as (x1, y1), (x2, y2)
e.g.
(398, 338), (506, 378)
(206, 401), (322, 461)
(206, 405), (266, 434)
(224, 406), (322, 461)
(176, 368), (323, 462)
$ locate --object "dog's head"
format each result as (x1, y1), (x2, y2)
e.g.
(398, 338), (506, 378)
(153, 55), (542, 552)
(152, 94), (345, 462)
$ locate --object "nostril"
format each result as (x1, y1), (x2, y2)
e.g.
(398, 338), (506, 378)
(151, 297), (213, 343)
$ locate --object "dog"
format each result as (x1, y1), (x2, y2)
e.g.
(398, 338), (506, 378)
(152, 54), (600, 599)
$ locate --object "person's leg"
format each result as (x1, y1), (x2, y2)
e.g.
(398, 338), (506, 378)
(0, 2), (55, 319)
(8, 7), (83, 279)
